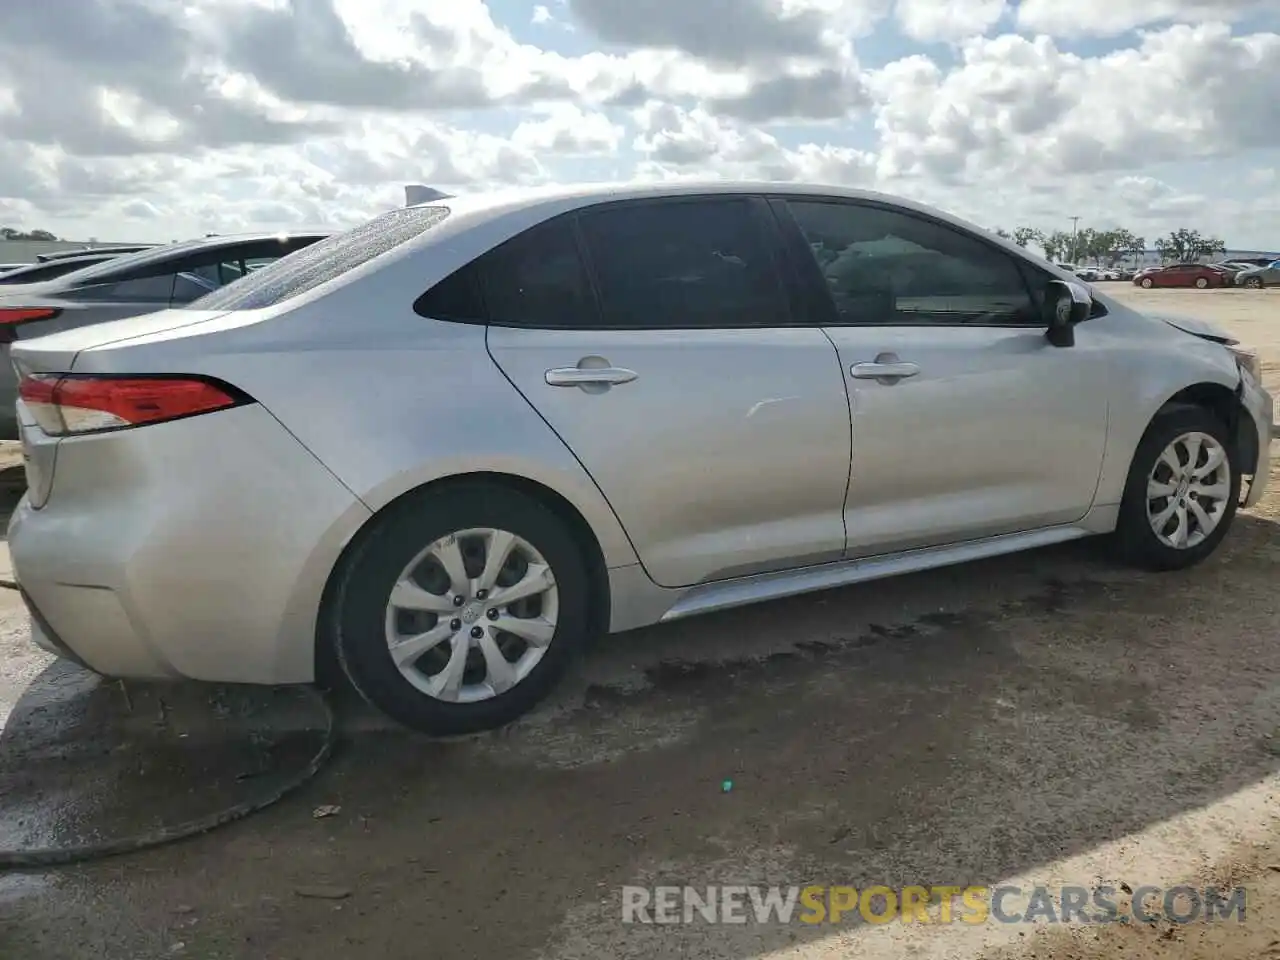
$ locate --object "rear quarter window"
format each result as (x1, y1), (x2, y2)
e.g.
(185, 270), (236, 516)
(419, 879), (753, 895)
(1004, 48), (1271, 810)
(190, 206), (451, 310)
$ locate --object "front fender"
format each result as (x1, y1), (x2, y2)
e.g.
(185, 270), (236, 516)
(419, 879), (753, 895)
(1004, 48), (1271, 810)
(1091, 335), (1241, 507)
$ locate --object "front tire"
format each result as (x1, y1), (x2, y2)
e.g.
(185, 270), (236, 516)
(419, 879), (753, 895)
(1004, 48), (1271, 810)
(1113, 405), (1240, 571)
(1245, 276), (1264, 289)
(1140, 277), (1154, 288)
(1195, 277), (1209, 289)
(328, 483), (593, 735)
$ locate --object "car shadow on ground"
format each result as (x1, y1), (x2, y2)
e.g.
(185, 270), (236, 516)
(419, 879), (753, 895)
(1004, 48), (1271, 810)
(3, 514), (1280, 960)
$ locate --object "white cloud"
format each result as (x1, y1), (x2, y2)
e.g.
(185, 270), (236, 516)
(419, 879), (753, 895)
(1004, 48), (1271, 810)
(512, 104), (624, 154)
(895, 0), (1007, 43)
(869, 25), (1280, 183)
(1015, 0), (1273, 40)
(0, 0), (1274, 248)
(632, 100), (876, 182)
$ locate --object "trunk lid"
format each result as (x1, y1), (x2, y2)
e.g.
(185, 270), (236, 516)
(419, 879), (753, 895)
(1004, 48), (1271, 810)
(9, 309), (234, 374)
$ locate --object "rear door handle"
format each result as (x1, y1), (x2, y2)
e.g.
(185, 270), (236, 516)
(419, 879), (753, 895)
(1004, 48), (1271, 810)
(545, 366), (639, 387)
(850, 361), (920, 382)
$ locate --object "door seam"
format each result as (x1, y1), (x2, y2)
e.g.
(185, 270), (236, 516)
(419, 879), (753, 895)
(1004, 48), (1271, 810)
(819, 326), (854, 557)
(482, 324), (654, 583)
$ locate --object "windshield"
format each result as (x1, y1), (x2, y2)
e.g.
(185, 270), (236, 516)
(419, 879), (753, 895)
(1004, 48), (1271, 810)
(190, 205), (451, 311)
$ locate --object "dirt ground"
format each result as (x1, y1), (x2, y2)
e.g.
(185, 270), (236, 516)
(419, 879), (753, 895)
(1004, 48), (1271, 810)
(4, 287), (1280, 960)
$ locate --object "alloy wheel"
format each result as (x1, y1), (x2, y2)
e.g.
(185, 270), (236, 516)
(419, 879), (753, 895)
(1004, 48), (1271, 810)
(1145, 432), (1231, 550)
(384, 528), (559, 702)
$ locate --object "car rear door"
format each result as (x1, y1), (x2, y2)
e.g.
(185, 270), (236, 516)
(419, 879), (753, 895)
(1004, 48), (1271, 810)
(771, 196), (1112, 558)
(477, 196), (852, 589)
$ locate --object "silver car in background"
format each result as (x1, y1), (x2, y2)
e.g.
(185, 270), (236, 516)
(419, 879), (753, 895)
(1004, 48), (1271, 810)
(1235, 260), (1280, 288)
(0, 231), (329, 438)
(8, 181), (1273, 735)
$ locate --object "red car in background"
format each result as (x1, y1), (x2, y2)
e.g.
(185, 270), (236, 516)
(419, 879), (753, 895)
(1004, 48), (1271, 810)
(1133, 263), (1229, 289)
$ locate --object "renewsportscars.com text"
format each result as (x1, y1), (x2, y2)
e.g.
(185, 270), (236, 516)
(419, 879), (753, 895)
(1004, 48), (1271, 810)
(621, 884), (1246, 925)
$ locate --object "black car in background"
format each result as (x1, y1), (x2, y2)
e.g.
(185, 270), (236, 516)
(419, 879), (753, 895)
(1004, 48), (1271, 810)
(0, 230), (330, 438)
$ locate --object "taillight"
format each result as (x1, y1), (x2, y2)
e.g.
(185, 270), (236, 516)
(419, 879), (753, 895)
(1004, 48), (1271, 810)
(0, 307), (60, 326)
(17, 373), (251, 436)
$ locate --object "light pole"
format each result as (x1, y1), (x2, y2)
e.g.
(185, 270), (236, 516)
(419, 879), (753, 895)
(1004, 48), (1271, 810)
(1069, 216), (1080, 264)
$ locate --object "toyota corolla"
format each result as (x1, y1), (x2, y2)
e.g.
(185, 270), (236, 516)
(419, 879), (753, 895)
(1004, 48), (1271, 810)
(8, 181), (1274, 735)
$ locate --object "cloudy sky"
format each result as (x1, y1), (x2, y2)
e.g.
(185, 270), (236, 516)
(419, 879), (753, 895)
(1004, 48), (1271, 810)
(1, 0), (1278, 248)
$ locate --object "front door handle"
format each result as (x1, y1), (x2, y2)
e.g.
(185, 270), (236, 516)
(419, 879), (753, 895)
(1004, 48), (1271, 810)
(545, 366), (639, 387)
(850, 354), (919, 385)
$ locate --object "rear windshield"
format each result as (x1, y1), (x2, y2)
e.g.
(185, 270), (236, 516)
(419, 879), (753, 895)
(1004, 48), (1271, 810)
(190, 205), (451, 311)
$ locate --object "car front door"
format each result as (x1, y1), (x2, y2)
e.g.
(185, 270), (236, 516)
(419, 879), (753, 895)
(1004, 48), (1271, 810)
(479, 196), (852, 588)
(773, 197), (1113, 558)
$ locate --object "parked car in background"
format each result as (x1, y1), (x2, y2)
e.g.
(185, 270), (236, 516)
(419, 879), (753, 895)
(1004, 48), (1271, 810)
(0, 230), (329, 439)
(6, 181), (1273, 735)
(1133, 263), (1228, 289)
(0, 251), (134, 285)
(35, 245), (155, 263)
(1208, 262), (1249, 283)
(1234, 261), (1280, 289)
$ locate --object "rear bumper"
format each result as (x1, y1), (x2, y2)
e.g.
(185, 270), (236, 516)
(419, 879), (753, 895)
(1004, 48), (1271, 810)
(7, 403), (371, 684)
(21, 585), (92, 670)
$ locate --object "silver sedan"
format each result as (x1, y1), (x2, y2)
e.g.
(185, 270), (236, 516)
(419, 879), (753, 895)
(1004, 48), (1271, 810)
(8, 181), (1274, 735)
(1235, 260), (1280, 288)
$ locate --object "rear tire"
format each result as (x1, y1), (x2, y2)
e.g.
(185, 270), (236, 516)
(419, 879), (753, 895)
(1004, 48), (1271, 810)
(1113, 405), (1240, 571)
(1195, 277), (1208, 289)
(328, 483), (593, 735)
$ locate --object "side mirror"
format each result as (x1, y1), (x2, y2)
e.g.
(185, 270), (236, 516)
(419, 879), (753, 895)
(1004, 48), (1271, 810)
(1044, 279), (1091, 348)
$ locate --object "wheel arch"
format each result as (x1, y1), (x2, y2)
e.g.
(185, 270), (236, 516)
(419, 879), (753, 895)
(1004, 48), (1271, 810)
(314, 470), (613, 687)
(1161, 381), (1256, 472)
(1093, 363), (1245, 511)
(1098, 379), (1246, 513)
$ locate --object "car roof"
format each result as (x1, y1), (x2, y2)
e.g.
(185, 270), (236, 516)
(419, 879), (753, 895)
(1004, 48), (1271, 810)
(389, 178), (1041, 273)
(417, 179), (970, 223)
(36, 245), (154, 262)
(0, 252), (117, 280)
(49, 230), (333, 284)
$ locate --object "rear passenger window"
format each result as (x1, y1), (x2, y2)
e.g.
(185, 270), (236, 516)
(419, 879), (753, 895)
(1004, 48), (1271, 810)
(477, 220), (597, 327)
(577, 199), (788, 328)
(415, 265), (485, 322)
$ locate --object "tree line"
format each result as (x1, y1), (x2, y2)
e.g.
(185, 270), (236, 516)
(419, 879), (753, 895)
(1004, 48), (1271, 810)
(0, 228), (59, 241)
(993, 226), (1227, 265)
